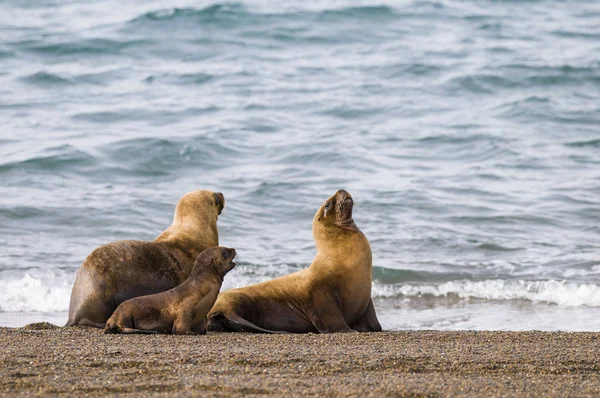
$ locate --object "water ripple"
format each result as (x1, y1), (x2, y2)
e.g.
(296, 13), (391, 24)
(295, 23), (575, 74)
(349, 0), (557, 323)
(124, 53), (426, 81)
(1, 0), (599, 330)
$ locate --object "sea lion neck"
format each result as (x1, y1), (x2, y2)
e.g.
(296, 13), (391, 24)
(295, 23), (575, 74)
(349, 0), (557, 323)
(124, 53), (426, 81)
(154, 217), (219, 258)
(312, 221), (364, 254)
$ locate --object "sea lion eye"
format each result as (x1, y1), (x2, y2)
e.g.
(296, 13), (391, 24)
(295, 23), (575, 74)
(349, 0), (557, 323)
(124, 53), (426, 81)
(210, 200), (214, 205)
(221, 248), (227, 257)
(324, 202), (331, 210)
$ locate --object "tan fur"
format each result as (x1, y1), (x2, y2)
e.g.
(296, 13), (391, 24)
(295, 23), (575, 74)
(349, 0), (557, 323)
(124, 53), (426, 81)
(155, 190), (221, 258)
(105, 247), (236, 335)
(208, 190), (381, 334)
(67, 190), (225, 328)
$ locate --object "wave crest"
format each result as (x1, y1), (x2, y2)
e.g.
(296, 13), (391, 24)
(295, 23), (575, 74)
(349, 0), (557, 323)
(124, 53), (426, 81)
(0, 272), (71, 313)
(373, 279), (600, 307)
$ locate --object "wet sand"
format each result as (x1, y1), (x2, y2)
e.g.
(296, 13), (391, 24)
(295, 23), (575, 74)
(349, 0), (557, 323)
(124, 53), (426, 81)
(1, 324), (599, 397)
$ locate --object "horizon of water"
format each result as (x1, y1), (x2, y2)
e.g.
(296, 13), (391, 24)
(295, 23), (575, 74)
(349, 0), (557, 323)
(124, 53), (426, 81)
(1, 0), (599, 330)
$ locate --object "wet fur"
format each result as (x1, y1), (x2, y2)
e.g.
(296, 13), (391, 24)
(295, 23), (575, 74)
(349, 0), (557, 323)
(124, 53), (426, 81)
(208, 190), (382, 334)
(104, 247), (236, 335)
(67, 190), (224, 328)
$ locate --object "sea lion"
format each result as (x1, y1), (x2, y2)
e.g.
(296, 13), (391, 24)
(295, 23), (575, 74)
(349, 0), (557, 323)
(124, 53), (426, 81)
(208, 189), (382, 333)
(104, 246), (236, 334)
(67, 190), (225, 328)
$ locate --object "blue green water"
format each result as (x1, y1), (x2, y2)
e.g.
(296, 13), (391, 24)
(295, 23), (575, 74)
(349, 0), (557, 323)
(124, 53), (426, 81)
(1, 0), (599, 330)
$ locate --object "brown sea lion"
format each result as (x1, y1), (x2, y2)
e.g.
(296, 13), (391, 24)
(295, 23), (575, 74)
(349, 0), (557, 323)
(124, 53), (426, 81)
(67, 190), (225, 328)
(208, 189), (382, 333)
(104, 247), (236, 334)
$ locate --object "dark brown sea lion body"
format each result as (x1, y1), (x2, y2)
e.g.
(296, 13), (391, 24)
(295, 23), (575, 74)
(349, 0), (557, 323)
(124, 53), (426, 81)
(208, 190), (381, 334)
(104, 247), (236, 335)
(67, 190), (224, 328)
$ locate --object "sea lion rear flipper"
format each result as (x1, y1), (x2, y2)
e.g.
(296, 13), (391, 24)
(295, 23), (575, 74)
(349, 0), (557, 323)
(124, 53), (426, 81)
(213, 312), (287, 334)
(116, 328), (161, 334)
(104, 322), (161, 334)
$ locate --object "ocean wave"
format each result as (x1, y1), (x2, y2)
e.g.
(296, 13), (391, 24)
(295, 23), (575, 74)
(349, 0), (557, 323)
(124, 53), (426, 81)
(565, 139), (600, 148)
(0, 49), (15, 59)
(0, 145), (97, 174)
(316, 5), (398, 21)
(18, 38), (151, 57)
(444, 74), (518, 93)
(100, 136), (240, 176)
(127, 3), (400, 30)
(0, 272), (71, 313)
(20, 71), (73, 87)
(137, 3), (246, 22)
(4, 273), (599, 313)
(372, 267), (476, 284)
(72, 106), (219, 124)
(373, 279), (600, 307)
(492, 64), (600, 87)
(143, 72), (215, 86)
(126, 3), (258, 29)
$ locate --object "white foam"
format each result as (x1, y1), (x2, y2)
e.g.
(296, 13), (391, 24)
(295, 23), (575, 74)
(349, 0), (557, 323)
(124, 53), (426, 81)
(2, 269), (599, 315)
(373, 279), (600, 307)
(0, 272), (72, 312)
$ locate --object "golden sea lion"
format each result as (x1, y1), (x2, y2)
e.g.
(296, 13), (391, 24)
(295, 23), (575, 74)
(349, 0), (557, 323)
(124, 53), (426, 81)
(208, 189), (381, 333)
(67, 190), (224, 328)
(104, 247), (236, 335)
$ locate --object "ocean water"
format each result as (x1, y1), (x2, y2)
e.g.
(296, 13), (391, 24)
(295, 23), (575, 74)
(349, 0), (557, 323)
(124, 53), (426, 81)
(1, 0), (599, 330)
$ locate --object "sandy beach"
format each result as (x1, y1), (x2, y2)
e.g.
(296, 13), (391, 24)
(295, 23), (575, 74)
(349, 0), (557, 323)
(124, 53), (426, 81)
(0, 324), (598, 397)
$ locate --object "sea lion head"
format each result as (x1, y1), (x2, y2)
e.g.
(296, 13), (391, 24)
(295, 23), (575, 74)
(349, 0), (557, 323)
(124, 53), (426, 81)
(191, 246), (237, 279)
(175, 190), (225, 221)
(155, 190), (225, 248)
(314, 189), (356, 230)
(214, 246), (237, 275)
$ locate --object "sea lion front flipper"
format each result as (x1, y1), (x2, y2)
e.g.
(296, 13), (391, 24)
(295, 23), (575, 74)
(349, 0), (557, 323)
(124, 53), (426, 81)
(172, 311), (194, 335)
(309, 287), (357, 334)
(191, 317), (208, 335)
(351, 298), (382, 332)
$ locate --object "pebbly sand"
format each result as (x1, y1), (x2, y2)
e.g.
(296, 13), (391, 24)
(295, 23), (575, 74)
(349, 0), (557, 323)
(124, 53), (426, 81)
(1, 324), (599, 397)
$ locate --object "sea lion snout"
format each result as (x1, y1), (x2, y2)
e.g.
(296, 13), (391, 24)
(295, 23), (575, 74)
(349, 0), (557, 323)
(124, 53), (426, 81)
(336, 189), (350, 198)
(218, 247), (237, 271)
(226, 247), (236, 263)
(335, 189), (353, 205)
(336, 190), (353, 215)
(319, 190), (355, 224)
(214, 192), (225, 214)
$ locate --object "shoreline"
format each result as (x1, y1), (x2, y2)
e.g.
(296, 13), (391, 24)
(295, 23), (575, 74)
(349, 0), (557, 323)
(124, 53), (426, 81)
(1, 325), (599, 396)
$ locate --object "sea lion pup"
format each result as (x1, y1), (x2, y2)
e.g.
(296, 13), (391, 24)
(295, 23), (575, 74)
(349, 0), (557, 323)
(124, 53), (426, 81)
(104, 247), (236, 334)
(208, 190), (382, 334)
(67, 190), (225, 328)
